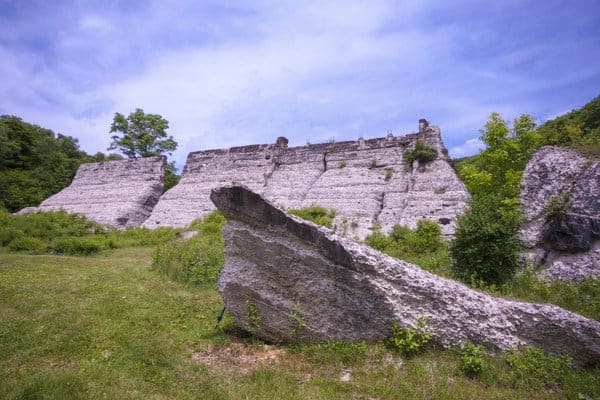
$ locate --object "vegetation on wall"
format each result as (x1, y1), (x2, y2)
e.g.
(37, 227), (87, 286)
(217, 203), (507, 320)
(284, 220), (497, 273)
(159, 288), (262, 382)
(403, 140), (438, 165)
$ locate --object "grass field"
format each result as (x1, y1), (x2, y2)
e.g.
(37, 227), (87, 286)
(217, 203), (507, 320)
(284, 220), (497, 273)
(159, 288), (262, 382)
(1, 248), (599, 399)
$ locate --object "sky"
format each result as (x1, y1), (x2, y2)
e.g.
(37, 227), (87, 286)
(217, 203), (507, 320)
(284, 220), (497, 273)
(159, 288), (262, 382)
(1, 0), (599, 170)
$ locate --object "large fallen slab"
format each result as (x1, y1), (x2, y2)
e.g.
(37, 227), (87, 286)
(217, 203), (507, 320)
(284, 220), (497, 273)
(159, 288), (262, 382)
(18, 156), (166, 227)
(211, 185), (600, 367)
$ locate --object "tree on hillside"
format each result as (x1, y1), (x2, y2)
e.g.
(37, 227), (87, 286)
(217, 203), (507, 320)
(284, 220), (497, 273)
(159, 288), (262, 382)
(0, 115), (93, 212)
(108, 109), (178, 158)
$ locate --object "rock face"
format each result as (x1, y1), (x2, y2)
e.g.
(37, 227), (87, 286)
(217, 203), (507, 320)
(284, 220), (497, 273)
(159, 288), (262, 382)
(18, 156), (166, 227)
(212, 185), (600, 367)
(519, 146), (600, 281)
(144, 122), (470, 239)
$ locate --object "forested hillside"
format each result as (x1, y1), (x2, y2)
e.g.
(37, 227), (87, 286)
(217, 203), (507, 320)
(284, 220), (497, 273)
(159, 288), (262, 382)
(0, 115), (122, 212)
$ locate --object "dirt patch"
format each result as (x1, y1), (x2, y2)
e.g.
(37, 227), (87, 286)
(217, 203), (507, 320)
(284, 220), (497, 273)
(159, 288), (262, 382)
(192, 342), (284, 374)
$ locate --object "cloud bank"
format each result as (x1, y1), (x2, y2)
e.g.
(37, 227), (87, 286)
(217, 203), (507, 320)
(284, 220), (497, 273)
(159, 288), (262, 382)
(1, 0), (599, 168)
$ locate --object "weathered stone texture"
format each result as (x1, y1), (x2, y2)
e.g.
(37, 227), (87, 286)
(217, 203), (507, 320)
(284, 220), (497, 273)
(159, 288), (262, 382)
(212, 185), (600, 367)
(519, 146), (600, 280)
(144, 123), (470, 238)
(18, 156), (166, 227)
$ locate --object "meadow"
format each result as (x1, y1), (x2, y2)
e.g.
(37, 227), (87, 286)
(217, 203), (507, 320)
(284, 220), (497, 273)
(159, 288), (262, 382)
(1, 211), (599, 399)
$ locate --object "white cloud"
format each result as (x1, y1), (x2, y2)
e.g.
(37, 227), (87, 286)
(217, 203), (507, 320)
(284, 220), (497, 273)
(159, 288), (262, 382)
(449, 138), (483, 159)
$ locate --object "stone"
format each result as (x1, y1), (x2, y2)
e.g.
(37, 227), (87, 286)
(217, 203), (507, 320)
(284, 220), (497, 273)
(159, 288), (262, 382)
(519, 146), (600, 281)
(212, 185), (600, 367)
(17, 156), (166, 227)
(144, 121), (470, 239)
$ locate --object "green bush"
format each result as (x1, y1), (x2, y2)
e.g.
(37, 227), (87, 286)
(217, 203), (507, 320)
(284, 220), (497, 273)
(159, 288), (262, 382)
(403, 141), (438, 165)
(460, 342), (486, 378)
(0, 210), (104, 243)
(365, 220), (449, 274)
(8, 237), (47, 254)
(104, 227), (179, 248)
(288, 205), (336, 229)
(450, 196), (521, 285)
(0, 226), (23, 246)
(506, 347), (572, 389)
(51, 236), (104, 255)
(152, 211), (225, 286)
(543, 192), (571, 221)
(386, 318), (432, 357)
(0, 209), (179, 255)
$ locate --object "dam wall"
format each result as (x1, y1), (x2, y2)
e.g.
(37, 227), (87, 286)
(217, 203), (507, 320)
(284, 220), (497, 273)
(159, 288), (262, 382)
(143, 121), (470, 238)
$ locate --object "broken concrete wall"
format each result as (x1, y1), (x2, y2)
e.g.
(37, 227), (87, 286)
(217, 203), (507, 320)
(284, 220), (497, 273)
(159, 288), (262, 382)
(18, 156), (166, 228)
(144, 122), (470, 238)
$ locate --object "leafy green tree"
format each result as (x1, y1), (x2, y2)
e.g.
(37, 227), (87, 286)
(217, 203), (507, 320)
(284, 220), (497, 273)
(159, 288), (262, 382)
(163, 161), (180, 193)
(0, 115), (92, 212)
(452, 113), (538, 285)
(108, 109), (178, 158)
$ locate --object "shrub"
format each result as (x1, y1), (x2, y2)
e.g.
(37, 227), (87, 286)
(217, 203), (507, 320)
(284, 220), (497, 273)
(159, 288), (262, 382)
(152, 211), (225, 286)
(0, 226), (23, 246)
(506, 347), (572, 389)
(8, 237), (47, 254)
(51, 236), (104, 255)
(403, 141), (438, 165)
(460, 342), (486, 378)
(339, 159), (347, 168)
(288, 205), (336, 229)
(386, 318), (432, 357)
(364, 220), (449, 274)
(450, 196), (521, 285)
(543, 192), (571, 221)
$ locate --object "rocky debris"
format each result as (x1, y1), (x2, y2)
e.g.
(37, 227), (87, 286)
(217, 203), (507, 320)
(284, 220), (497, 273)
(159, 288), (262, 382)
(17, 156), (166, 227)
(145, 121), (470, 238)
(519, 146), (600, 280)
(211, 185), (600, 367)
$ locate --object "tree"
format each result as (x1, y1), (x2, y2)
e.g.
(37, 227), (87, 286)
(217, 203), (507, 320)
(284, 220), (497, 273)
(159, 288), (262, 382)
(108, 109), (178, 158)
(451, 113), (539, 285)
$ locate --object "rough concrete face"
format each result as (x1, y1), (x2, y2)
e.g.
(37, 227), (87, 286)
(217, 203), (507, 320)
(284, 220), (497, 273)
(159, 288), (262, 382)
(212, 185), (600, 367)
(144, 124), (470, 238)
(19, 156), (166, 227)
(519, 146), (600, 281)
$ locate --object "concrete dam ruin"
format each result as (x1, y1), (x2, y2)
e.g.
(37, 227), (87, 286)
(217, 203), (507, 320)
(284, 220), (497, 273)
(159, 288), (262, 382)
(144, 121), (470, 238)
(19, 120), (471, 238)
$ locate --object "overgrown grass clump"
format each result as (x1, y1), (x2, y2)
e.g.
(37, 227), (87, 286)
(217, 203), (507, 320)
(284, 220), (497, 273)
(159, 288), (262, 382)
(289, 205), (337, 229)
(152, 211), (226, 286)
(0, 209), (179, 255)
(365, 219), (450, 274)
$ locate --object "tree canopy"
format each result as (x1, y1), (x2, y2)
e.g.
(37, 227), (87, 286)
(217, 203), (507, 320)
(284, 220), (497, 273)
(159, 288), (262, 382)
(0, 115), (118, 212)
(108, 109), (178, 158)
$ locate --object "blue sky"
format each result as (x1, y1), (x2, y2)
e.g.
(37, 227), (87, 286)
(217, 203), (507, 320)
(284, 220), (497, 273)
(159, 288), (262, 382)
(1, 0), (599, 169)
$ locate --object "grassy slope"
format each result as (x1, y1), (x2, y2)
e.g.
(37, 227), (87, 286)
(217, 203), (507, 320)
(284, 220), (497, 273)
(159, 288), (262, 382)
(1, 248), (599, 399)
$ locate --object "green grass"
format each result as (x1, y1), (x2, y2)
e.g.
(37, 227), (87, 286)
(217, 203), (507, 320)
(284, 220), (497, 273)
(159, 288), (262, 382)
(288, 205), (336, 229)
(2, 248), (599, 399)
(0, 210), (181, 255)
